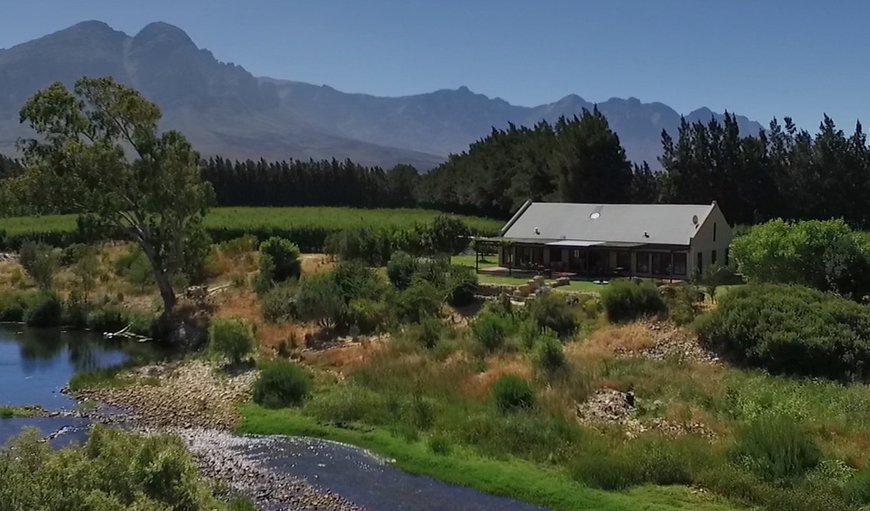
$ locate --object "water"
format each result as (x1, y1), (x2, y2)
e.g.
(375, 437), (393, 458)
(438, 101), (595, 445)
(0, 323), (150, 444)
(246, 437), (549, 511)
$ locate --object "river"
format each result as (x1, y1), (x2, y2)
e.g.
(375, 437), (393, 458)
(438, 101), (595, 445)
(0, 323), (547, 510)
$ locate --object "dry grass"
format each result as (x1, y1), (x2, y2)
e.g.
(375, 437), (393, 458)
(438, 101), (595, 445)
(462, 354), (532, 402)
(571, 322), (659, 360)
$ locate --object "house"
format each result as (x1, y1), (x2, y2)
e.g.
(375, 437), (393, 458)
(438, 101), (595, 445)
(478, 201), (731, 279)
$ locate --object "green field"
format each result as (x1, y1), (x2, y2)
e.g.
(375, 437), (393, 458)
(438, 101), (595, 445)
(0, 207), (503, 243)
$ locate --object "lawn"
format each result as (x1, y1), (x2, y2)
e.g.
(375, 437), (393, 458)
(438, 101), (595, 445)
(451, 254), (609, 293)
(238, 406), (743, 511)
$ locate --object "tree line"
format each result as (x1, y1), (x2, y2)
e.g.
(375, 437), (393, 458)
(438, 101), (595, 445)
(5, 107), (870, 227)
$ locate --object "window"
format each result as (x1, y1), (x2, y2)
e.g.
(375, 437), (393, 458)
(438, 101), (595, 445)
(616, 251), (631, 271)
(725, 248), (730, 266)
(696, 252), (703, 273)
(712, 250), (718, 266)
(651, 252), (671, 275)
(673, 253), (687, 275)
(713, 222), (717, 242)
(635, 252), (651, 274)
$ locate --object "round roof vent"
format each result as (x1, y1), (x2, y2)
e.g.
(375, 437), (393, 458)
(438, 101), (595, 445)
(590, 212), (601, 219)
(692, 214), (699, 225)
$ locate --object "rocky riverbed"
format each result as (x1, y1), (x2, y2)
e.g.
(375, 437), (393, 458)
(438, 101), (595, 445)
(67, 360), (365, 510)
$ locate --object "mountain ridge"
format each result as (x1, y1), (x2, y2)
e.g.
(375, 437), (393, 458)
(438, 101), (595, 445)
(0, 20), (763, 169)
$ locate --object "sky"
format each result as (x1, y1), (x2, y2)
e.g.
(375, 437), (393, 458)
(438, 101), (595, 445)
(0, 0), (867, 131)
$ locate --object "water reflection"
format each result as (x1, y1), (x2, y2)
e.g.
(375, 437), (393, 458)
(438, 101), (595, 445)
(0, 324), (161, 409)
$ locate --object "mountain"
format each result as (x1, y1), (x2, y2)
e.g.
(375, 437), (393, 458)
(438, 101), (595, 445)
(265, 80), (763, 165)
(0, 21), (763, 169)
(0, 21), (444, 169)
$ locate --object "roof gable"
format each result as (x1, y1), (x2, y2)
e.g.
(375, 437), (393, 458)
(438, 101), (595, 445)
(501, 202), (717, 246)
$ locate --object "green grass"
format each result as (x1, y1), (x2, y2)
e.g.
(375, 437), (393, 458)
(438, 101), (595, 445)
(238, 405), (742, 511)
(0, 405), (45, 419)
(0, 207), (503, 238)
(451, 255), (613, 293)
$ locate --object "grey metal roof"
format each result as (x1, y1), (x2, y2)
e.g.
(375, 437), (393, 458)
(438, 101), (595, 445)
(500, 202), (716, 246)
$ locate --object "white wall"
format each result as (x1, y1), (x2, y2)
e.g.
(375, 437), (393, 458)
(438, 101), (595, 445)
(688, 203), (733, 275)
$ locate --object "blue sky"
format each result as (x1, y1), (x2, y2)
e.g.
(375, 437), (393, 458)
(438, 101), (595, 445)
(1, 1), (866, 131)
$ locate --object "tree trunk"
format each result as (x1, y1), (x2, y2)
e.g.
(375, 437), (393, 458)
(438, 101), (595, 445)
(139, 240), (176, 316)
(153, 267), (177, 316)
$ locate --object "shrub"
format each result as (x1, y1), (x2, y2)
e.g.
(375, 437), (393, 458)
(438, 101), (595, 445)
(421, 215), (471, 254)
(18, 241), (59, 289)
(491, 375), (535, 413)
(660, 282), (704, 326)
(348, 298), (391, 334)
(253, 360), (311, 408)
(387, 251), (418, 289)
(427, 432), (453, 455)
(333, 260), (388, 303)
(0, 291), (32, 322)
(527, 293), (577, 337)
(23, 291), (62, 327)
(295, 273), (347, 328)
(86, 304), (128, 332)
(731, 414), (820, 482)
(209, 318), (256, 365)
(0, 426), (238, 510)
(407, 316), (444, 349)
(471, 310), (512, 352)
(696, 284), (870, 380)
(261, 281), (297, 322)
(533, 330), (568, 377)
(517, 317), (540, 349)
(600, 280), (666, 322)
(846, 466), (870, 504)
(732, 218), (870, 299)
(395, 278), (442, 323)
(258, 237), (301, 282)
(445, 265), (478, 306)
(113, 245), (154, 287)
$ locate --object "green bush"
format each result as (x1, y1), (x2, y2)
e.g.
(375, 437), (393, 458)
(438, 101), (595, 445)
(113, 244), (154, 287)
(517, 317), (540, 349)
(427, 432), (453, 455)
(333, 260), (388, 303)
(295, 273), (347, 328)
(261, 281), (297, 322)
(18, 241), (59, 289)
(407, 316), (444, 349)
(471, 310), (512, 352)
(23, 291), (62, 327)
(660, 282), (704, 325)
(421, 215), (472, 254)
(846, 466), (870, 504)
(696, 284), (870, 380)
(600, 279), (666, 322)
(445, 265), (478, 306)
(0, 426), (242, 510)
(732, 218), (870, 299)
(209, 318), (256, 365)
(527, 293), (577, 337)
(348, 298), (391, 334)
(0, 291), (32, 322)
(258, 236), (301, 282)
(387, 250), (417, 289)
(731, 414), (820, 482)
(253, 360), (311, 408)
(491, 375), (535, 413)
(395, 278), (442, 323)
(533, 330), (568, 377)
(86, 304), (128, 333)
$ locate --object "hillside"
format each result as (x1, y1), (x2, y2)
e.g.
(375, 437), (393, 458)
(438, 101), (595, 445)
(0, 20), (762, 168)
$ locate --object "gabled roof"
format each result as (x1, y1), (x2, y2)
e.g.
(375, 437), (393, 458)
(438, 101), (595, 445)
(500, 202), (718, 246)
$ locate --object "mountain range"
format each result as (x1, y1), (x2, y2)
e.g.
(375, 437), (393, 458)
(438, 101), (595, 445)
(0, 20), (763, 169)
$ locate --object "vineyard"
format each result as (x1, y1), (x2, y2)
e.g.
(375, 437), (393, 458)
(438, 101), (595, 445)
(0, 207), (503, 251)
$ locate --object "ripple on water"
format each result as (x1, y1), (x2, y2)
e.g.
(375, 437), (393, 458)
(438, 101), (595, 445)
(242, 436), (550, 511)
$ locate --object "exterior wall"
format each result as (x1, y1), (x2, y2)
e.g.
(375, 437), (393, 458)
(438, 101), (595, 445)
(688, 203), (733, 276)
